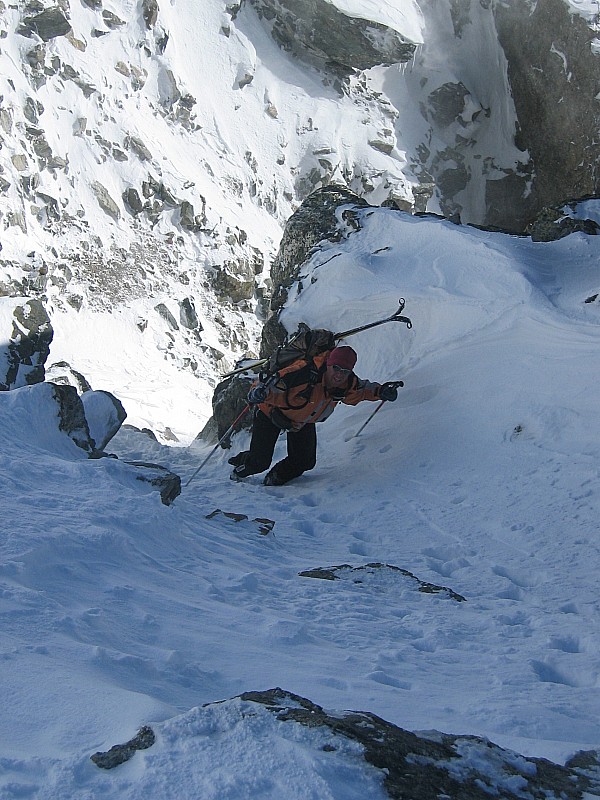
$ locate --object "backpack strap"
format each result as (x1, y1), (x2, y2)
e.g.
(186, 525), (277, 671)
(279, 358), (327, 410)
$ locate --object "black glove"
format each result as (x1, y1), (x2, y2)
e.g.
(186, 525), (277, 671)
(379, 382), (398, 402)
(247, 383), (268, 405)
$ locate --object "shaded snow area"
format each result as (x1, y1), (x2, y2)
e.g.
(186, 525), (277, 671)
(2, 207), (600, 797)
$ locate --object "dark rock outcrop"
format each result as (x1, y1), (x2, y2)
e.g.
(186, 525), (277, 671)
(527, 204), (600, 242)
(266, 184), (366, 327)
(45, 361), (93, 394)
(179, 297), (200, 330)
(211, 373), (254, 441)
(89, 688), (600, 796)
(20, 7), (72, 41)
(494, 0), (600, 229)
(247, 0), (417, 77)
(91, 726), (156, 770)
(0, 299), (53, 390)
(125, 461), (181, 505)
(241, 689), (600, 800)
(52, 383), (95, 453)
(299, 562), (467, 602)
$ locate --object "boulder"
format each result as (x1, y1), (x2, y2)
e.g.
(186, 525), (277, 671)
(247, 0), (417, 77)
(179, 297), (200, 330)
(91, 182), (121, 219)
(52, 383), (95, 453)
(81, 390), (127, 451)
(0, 381), (94, 454)
(45, 360), (93, 393)
(210, 262), (255, 303)
(268, 185), (367, 313)
(124, 461), (181, 505)
(154, 302), (179, 331)
(21, 8), (71, 41)
(0, 298), (53, 390)
(123, 187), (144, 215)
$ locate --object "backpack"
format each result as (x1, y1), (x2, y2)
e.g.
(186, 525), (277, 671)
(259, 323), (337, 410)
(260, 323), (336, 379)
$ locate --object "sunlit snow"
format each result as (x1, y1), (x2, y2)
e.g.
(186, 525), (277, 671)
(2, 203), (600, 797)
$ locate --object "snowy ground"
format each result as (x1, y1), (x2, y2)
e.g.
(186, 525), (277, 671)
(1, 208), (600, 797)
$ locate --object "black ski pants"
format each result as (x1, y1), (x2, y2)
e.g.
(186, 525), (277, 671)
(245, 410), (317, 483)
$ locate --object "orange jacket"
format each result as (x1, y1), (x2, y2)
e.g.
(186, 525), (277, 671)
(258, 352), (382, 431)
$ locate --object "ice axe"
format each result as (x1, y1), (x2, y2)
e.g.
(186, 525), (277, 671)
(335, 298), (412, 340)
(349, 381), (404, 440)
(221, 299), (413, 380)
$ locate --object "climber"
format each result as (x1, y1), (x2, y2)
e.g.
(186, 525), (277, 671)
(228, 345), (399, 486)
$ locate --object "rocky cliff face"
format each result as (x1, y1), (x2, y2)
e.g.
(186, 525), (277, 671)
(493, 0), (600, 228)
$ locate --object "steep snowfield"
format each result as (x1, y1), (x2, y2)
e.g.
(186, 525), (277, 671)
(1, 0), (534, 448)
(1, 207), (599, 797)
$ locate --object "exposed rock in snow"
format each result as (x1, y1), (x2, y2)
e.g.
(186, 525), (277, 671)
(264, 185), (368, 338)
(81, 389), (127, 451)
(237, 689), (600, 800)
(527, 203), (600, 242)
(51, 382), (95, 453)
(0, 297), (53, 390)
(124, 460), (181, 505)
(19, 7), (72, 42)
(494, 0), (600, 226)
(91, 725), (156, 770)
(92, 689), (600, 799)
(248, 0), (418, 77)
(299, 562), (467, 602)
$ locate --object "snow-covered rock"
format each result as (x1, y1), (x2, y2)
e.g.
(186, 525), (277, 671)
(0, 297), (53, 390)
(248, 0), (418, 76)
(81, 389), (127, 451)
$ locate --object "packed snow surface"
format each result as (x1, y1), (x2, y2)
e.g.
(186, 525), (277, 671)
(1, 205), (600, 797)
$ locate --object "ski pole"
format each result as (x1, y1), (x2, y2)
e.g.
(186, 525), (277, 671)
(350, 381), (404, 439)
(185, 404), (251, 487)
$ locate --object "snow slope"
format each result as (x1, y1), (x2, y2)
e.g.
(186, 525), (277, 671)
(1, 206), (599, 797)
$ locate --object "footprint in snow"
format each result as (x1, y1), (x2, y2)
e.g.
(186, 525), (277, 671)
(548, 634), (581, 653)
(531, 659), (579, 687)
(299, 492), (318, 507)
(367, 670), (411, 690)
(492, 564), (536, 589)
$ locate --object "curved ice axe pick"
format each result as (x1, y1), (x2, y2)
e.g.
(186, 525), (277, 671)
(335, 298), (412, 340)
(221, 300), (413, 380)
(349, 381), (405, 440)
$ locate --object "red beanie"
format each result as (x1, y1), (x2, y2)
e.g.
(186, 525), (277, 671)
(327, 346), (357, 370)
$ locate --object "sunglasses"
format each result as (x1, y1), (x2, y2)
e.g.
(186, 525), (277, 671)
(331, 365), (352, 374)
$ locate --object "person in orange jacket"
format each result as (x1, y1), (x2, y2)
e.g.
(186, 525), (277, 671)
(229, 345), (399, 486)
